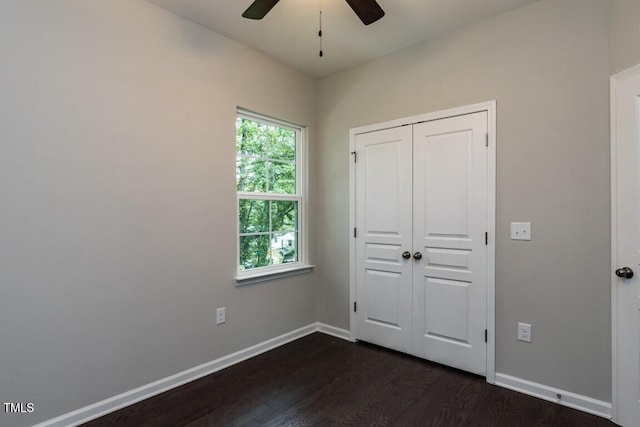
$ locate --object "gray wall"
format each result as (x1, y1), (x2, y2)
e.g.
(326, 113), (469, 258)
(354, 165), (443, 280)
(316, 0), (612, 401)
(0, 1), (317, 426)
(610, 0), (640, 74)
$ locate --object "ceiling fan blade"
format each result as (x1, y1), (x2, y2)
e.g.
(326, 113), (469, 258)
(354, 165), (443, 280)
(344, 0), (385, 25)
(242, 0), (280, 20)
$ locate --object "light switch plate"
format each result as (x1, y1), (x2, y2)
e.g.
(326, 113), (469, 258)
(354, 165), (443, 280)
(511, 222), (531, 240)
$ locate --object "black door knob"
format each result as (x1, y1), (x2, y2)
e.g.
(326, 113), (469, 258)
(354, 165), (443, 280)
(615, 267), (634, 279)
(413, 252), (422, 260)
(402, 251), (411, 259)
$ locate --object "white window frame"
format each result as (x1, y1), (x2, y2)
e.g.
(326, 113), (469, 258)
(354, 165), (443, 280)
(235, 109), (312, 286)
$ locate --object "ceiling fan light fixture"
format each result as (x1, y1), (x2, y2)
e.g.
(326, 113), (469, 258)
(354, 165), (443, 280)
(241, 0), (385, 57)
(241, 0), (385, 25)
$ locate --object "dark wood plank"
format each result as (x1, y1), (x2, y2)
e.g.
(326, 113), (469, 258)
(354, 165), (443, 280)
(82, 333), (615, 427)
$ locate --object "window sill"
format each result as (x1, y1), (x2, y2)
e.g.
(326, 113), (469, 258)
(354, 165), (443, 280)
(235, 264), (314, 286)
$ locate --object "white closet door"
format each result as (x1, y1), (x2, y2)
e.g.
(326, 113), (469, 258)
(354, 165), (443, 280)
(354, 126), (414, 354)
(412, 112), (488, 375)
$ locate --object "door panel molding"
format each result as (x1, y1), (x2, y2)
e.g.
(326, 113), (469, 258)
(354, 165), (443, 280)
(349, 101), (496, 383)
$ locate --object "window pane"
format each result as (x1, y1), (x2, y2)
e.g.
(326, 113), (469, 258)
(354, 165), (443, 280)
(239, 199), (269, 233)
(271, 232), (298, 265)
(269, 160), (296, 194)
(266, 126), (296, 161)
(236, 156), (267, 192)
(236, 118), (266, 157)
(236, 110), (304, 273)
(271, 200), (297, 232)
(239, 234), (271, 270)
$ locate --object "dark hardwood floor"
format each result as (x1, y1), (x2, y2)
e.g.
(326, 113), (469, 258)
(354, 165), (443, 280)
(83, 333), (615, 427)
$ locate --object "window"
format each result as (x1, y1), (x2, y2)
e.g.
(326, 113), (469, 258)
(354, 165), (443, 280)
(235, 110), (310, 284)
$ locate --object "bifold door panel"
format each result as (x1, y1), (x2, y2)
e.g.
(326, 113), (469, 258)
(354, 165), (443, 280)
(355, 112), (488, 376)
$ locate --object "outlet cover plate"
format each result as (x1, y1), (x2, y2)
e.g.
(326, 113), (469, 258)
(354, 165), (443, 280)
(518, 322), (532, 342)
(511, 222), (531, 241)
(216, 307), (226, 325)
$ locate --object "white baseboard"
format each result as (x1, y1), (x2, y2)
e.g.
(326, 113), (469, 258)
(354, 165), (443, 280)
(317, 322), (352, 341)
(494, 372), (612, 419)
(34, 323), (322, 427)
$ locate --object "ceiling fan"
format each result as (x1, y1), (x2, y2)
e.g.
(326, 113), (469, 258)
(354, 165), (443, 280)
(242, 0), (385, 26)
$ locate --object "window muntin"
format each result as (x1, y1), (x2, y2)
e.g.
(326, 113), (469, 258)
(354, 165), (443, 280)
(236, 111), (304, 274)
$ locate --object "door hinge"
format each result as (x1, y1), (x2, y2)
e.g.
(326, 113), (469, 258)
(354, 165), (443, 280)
(351, 151), (357, 162)
(354, 227), (357, 238)
(354, 301), (357, 312)
(485, 329), (488, 343)
(485, 133), (489, 147)
(485, 232), (488, 245)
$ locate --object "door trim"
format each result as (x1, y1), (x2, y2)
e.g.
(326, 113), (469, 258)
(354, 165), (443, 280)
(349, 100), (497, 384)
(610, 63), (640, 424)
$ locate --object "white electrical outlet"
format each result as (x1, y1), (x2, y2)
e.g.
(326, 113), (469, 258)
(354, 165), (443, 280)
(518, 322), (531, 342)
(511, 222), (532, 240)
(216, 307), (226, 325)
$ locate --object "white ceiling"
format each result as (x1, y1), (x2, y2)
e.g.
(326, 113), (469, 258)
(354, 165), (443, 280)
(147, 0), (539, 77)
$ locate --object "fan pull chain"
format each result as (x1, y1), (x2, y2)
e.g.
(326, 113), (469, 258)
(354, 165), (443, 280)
(318, 0), (323, 57)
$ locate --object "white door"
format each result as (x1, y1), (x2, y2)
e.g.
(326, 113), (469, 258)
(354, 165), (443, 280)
(354, 126), (414, 354)
(412, 112), (488, 376)
(612, 64), (640, 427)
(354, 111), (489, 375)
